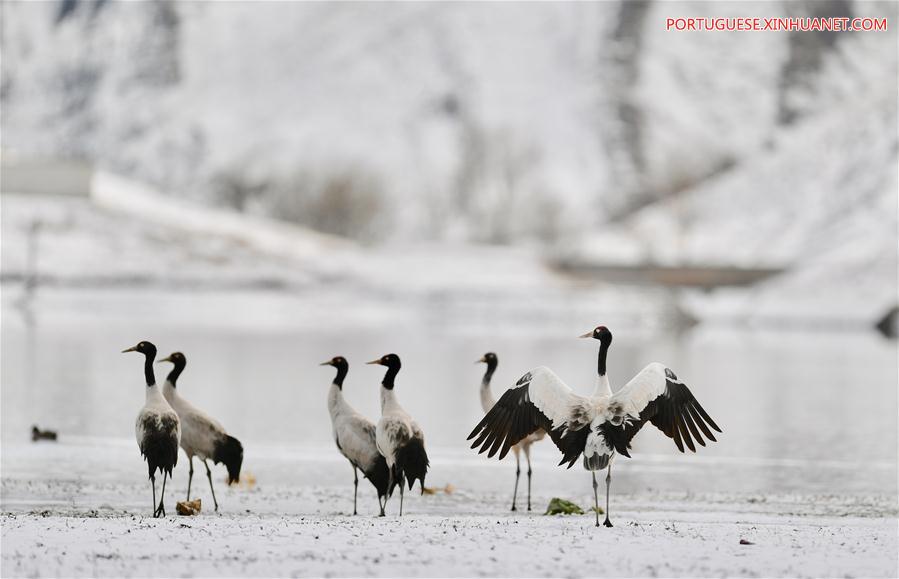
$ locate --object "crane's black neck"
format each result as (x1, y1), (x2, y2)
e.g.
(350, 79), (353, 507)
(167, 359), (185, 387)
(381, 365), (400, 390)
(597, 340), (610, 377)
(143, 353), (156, 387)
(332, 362), (348, 389)
(482, 359), (497, 385)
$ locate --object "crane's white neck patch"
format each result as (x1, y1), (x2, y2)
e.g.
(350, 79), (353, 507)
(593, 374), (612, 397)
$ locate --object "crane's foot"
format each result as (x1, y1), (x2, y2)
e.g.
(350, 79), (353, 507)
(603, 518), (613, 528)
(511, 505), (517, 512)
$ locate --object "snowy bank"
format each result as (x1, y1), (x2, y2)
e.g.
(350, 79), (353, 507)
(2, 440), (897, 578)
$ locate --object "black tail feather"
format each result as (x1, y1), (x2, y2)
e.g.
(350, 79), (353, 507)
(364, 454), (392, 499)
(142, 433), (178, 479)
(395, 437), (429, 493)
(389, 465), (399, 497)
(583, 452), (610, 471)
(213, 435), (244, 484)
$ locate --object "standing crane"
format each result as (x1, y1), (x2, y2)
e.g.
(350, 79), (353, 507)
(159, 352), (243, 511)
(368, 354), (429, 516)
(123, 341), (180, 518)
(476, 352), (545, 511)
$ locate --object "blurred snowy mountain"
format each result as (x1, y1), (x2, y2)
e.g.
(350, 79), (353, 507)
(1, 0), (896, 325)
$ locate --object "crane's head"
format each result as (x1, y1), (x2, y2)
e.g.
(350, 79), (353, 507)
(122, 340), (157, 357)
(157, 351), (187, 385)
(320, 356), (348, 370)
(366, 353), (401, 370)
(158, 352), (186, 367)
(476, 352), (498, 365)
(579, 325), (612, 344)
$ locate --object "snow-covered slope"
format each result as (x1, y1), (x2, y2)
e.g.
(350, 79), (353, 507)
(1, 2), (613, 242)
(4, 1), (894, 242)
(561, 19), (898, 324)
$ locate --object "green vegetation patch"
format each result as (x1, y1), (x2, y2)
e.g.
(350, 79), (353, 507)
(544, 498), (585, 515)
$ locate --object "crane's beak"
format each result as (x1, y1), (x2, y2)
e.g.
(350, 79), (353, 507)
(121, 346), (137, 353)
(366, 359), (383, 365)
(157, 356), (173, 364)
(475, 356), (486, 364)
(319, 360), (333, 366)
(578, 331), (593, 338)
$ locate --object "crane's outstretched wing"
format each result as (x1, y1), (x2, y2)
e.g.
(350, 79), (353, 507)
(601, 363), (721, 456)
(467, 366), (592, 468)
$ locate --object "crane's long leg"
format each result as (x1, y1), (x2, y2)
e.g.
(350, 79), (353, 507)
(383, 467), (394, 518)
(592, 471), (600, 527)
(352, 465), (359, 516)
(378, 492), (386, 517)
(156, 471), (168, 517)
(511, 449), (521, 512)
(603, 463), (613, 528)
(524, 444), (533, 512)
(186, 455), (194, 501)
(399, 471), (405, 517)
(203, 459), (219, 511)
(151, 475), (157, 518)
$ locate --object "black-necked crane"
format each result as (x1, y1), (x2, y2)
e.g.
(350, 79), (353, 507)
(468, 326), (722, 527)
(123, 340), (180, 518)
(158, 352), (243, 511)
(367, 353), (429, 516)
(320, 356), (391, 516)
(477, 352), (545, 511)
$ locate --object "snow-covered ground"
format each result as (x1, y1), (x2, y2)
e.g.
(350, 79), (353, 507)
(2, 440), (897, 578)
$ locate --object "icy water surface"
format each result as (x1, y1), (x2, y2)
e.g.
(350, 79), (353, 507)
(2, 289), (896, 497)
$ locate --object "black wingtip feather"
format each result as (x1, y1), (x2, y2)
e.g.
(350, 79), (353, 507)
(485, 406), (511, 458)
(678, 416), (696, 452)
(692, 400), (722, 433)
(671, 416), (685, 452)
(470, 427), (490, 449)
(467, 414), (491, 440)
(681, 408), (705, 447)
(687, 403), (716, 442)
